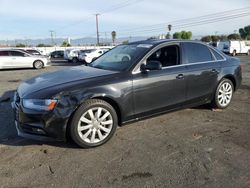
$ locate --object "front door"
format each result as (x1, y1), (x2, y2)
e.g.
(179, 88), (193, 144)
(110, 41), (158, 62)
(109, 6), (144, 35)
(132, 44), (187, 117)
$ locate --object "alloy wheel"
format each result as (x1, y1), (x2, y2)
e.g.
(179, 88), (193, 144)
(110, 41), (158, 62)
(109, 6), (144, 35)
(34, 61), (43, 69)
(217, 82), (233, 107)
(77, 107), (113, 144)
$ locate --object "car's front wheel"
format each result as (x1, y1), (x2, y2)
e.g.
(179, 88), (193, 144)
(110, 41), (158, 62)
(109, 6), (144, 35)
(70, 99), (118, 148)
(213, 78), (234, 109)
(33, 60), (44, 69)
(232, 50), (236, 56)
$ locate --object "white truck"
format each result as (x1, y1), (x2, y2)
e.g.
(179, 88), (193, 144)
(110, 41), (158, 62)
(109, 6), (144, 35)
(217, 41), (250, 56)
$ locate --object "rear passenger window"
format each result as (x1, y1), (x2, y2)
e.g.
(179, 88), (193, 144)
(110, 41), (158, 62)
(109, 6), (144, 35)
(10, 51), (25, 56)
(183, 43), (213, 64)
(210, 48), (224, 60)
(0, 51), (9, 56)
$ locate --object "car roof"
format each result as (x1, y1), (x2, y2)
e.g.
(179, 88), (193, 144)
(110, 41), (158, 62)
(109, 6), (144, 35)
(0, 49), (27, 52)
(128, 39), (206, 46)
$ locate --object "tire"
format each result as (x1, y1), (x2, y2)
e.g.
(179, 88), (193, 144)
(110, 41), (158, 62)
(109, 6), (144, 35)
(33, 60), (44, 69)
(212, 78), (234, 109)
(70, 99), (118, 148)
(72, 57), (78, 63)
(232, 50), (236, 56)
(247, 50), (250, 56)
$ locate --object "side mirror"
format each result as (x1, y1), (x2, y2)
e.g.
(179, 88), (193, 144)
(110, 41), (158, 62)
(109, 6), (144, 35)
(141, 60), (162, 72)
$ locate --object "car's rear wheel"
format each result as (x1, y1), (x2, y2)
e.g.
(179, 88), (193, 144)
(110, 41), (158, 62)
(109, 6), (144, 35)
(72, 57), (78, 63)
(70, 99), (118, 148)
(213, 78), (234, 109)
(33, 60), (44, 69)
(247, 50), (250, 56)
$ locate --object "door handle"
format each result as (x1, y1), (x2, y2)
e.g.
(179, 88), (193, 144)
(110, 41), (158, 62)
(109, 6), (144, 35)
(211, 69), (219, 74)
(176, 74), (184, 79)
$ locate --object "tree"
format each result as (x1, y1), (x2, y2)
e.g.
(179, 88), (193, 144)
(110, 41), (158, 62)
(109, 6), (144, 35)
(218, 35), (228, 41)
(201, 35), (212, 42)
(181, 31), (192, 39)
(227, 33), (241, 40)
(211, 35), (219, 42)
(173, 32), (182, 39)
(111, 31), (116, 44)
(36, 43), (52, 47)
(239, 25), (250, 40)
(61, 41), (71, 47)
(16, 43), (25, 47)
(165, 33), (171, 39)
(167, 24), (172, 32)
(173, 31), (192, 39)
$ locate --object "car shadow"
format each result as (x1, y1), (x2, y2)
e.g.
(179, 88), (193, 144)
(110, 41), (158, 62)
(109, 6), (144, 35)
(0, 68), (34, 71)
(0, 90), (80, 149)
(52, 62), (83, 67)
(191, 104), (212, 110)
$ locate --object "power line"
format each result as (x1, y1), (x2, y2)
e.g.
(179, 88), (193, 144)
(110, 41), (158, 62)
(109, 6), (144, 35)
(104, 7), (250, 33)
(104, 8), (250, 36)
(56, 0), (145, 34)
(101, 0), (145, 14)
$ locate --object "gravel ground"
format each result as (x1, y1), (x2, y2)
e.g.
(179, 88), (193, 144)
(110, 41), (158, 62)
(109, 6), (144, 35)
(0, 57), (249, 188)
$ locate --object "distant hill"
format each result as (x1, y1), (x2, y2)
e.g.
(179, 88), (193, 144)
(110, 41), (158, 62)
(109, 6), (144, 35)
(0, 36), (148, 47)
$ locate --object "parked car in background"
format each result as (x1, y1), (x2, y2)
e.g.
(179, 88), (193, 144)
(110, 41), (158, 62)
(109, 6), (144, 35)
(64, 49), (80, 63)
(81, 49), (109, 63)
(12, 40), (242, 148)
(0, 49), (50, 69)
(50, 50), (64, 58)
(25, 49), (43, 56)
(78, 49), (95, 62)
(217, 41), (250, 56)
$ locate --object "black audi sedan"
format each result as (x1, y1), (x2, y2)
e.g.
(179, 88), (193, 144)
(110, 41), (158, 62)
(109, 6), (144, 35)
(12, 39), (242, 148)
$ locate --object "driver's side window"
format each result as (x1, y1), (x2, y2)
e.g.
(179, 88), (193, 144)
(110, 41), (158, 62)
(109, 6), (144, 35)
(147, 45), (179, 67)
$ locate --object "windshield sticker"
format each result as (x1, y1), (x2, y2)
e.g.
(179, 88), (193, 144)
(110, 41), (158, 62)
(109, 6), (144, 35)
(137, 44), (153, 48)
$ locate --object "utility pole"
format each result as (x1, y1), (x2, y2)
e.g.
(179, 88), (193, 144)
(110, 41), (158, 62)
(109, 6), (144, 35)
(49, 30), (54, 46)
(95, 14), (100, 46)
(105, 32), (107, 44)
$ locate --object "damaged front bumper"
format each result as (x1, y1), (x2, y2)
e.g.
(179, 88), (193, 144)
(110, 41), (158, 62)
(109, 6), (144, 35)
(11, 96), (69, 142)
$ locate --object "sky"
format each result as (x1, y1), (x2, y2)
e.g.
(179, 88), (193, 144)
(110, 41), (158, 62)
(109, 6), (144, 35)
(0, 0), (249, 40)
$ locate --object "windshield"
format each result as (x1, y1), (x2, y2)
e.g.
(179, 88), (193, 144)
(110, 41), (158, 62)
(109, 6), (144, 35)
(90, 44), (151, 71)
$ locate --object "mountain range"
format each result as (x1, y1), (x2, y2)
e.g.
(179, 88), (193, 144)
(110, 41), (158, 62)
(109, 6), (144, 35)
(0, 36), (149, 46)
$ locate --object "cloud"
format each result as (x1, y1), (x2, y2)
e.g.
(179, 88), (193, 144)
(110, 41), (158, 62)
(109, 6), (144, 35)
(0, 0), (249, 39)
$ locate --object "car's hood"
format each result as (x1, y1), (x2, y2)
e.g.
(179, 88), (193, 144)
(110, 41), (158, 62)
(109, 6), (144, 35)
(17, 66), (117, 98)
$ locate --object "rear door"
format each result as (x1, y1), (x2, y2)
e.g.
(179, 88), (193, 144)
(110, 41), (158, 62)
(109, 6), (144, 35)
(0, 50), (11, 68)
(181, 42), (221, 104)
(9, 51), (31, 68)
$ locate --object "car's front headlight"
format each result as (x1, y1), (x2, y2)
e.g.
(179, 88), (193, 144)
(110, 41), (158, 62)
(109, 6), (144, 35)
(22, 99), (57, 111)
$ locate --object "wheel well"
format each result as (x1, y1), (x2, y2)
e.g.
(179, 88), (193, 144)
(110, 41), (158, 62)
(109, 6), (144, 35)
(92, 97), (122, 126)
(223, 75), (236, 91)
(65, 96), (122, 141)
